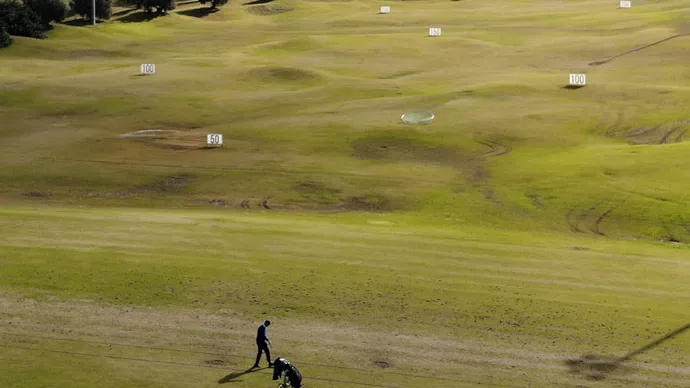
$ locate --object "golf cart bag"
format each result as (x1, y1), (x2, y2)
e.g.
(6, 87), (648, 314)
(272, 357), (302, 388)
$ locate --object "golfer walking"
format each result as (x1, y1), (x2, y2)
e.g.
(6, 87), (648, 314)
(253, 320), (273, 368)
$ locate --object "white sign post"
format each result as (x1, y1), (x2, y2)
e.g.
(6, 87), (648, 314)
(429, 28), (442, 37)
(380, 6), (390, 14)
(207, 134), (223, 146)
(569, 74), (587, 87)
(619, 1), (631, 8)
(140, 64), (156, 75)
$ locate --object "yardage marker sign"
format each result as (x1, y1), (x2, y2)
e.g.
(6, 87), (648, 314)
(380, 6), (390, 13)
(140, 64), (156, 75)
(619, 1), (631, 8)
(207, 134), (223, 146)
(429, 28), (442, 37)
(569, 74), (586, 86)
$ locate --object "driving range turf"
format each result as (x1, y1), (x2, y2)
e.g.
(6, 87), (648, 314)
(1, 0), (690, 387)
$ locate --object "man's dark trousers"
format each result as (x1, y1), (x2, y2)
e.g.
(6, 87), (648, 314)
(255, 340), (271, 366)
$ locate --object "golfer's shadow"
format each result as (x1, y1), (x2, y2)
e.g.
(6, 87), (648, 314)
(565, 323), (690, 381)
(217, 367), (264, 384)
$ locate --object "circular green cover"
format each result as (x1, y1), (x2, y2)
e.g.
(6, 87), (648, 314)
(401, 111), (434, 124)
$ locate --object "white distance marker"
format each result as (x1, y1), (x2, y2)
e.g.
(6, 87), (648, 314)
(569, 73), (587, 86)
(140, 64), (156, 75)
(429, 28), (442, 37)
(380, 6), (390, 14)
(619, 1), (631, 8)
(207, 134), (223, 146)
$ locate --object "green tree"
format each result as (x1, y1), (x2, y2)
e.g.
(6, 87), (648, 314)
(0, 0), (46, 39)
(141, 0), (175, 14)
(0, 25), (13, 48)
(69, 0), (112, 21)
(24, 0), (68, 27)
(198, 0), (226, 9)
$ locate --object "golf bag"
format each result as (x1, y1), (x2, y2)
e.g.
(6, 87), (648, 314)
(272, 357), (303, 388)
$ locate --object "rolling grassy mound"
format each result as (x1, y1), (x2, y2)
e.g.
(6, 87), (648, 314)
(2, 0), (689, 241)
(1, 1), (690, 387)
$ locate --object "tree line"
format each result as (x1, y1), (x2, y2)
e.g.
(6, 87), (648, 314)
(0, 0), (228, 48)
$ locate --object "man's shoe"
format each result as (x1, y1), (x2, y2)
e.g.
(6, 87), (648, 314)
(252, 364), (260, 368)
(268, 363), (274, 367)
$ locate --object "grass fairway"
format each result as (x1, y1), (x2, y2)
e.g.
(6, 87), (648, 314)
(1, 0), (690, 387)
(1, 206), (690, 387)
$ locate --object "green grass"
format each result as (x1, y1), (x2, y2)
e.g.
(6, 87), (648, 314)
(1, 206), (689, 387)
(2, 0), (690, 240)
(2, 0), (690, 386)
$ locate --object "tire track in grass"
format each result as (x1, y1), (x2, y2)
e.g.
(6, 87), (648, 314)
(593, 205), (619, 236)
(567, 202), (619, 236)
(627, 120), (690, 145)
(478, 141), (512, 157)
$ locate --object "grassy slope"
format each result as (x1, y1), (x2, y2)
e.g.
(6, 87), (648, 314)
(2, 0), (690, 387)
(1, 0), (690, 240)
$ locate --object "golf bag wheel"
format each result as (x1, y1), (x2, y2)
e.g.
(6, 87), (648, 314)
(277, 375), (291, 388)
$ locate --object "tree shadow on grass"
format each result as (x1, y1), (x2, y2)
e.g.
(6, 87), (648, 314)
(117, 11), (163, 23)
(217, 367), (263, 384)
(243, 0), (273, 5)
(177, 7), (219, 18)
(61, 18), (97, 26)
(565, 323), (690, 381)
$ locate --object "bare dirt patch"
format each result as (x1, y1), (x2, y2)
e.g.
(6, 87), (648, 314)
(245, 66), (320, 83)
(246, 4), (293, 15)
(343, 194), (392, 212)
(120, 129), (218, 150)
(351, 137), (464, 168)
(208, 199), (228, 207)
(352, 135), (514, 205)
(120, 130), (179, 138)
(374, 360), (391, 368)
(22, 192), (50, 198)
(291, 181), (395, 212)
(137, 174), (195, 193)
(294, 181), (342, 202)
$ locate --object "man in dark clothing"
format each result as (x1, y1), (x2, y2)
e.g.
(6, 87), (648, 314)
(253, 320), (272, 368)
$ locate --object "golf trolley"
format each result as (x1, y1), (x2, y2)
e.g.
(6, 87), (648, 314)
(272, 357), (302, 388)
(276, 373), (292, 388)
